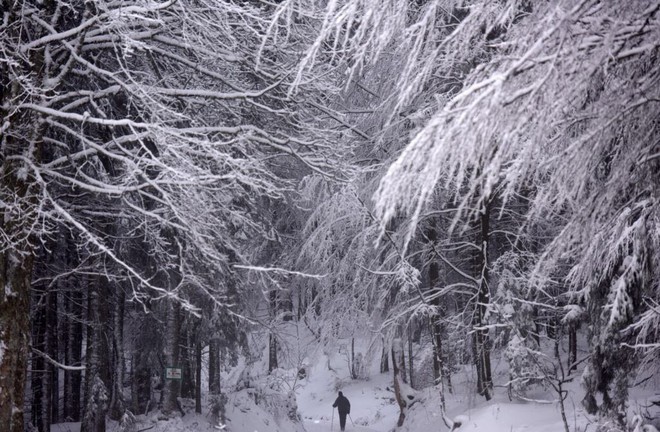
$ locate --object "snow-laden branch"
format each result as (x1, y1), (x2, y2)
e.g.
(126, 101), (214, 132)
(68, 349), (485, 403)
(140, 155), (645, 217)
(22, 0), (178, 52)
(32, 348), (85, 371)
(233, 265), (327, 280)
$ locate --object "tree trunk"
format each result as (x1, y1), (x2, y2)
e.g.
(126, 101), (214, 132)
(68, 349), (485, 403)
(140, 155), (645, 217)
(426, 223), (452, 393)
(81, 279), (109, 432)
(0, 145), (37, 432)
(64, 289), (83, 421)
(380, 341), (389, 373)
(180, 325), (195, 399)
(98, 278), (113, 390)
(281, 291), (294, 321)
(31, 287), (60, 430)
(351, 338), (357, 379)
(0, 7), (40, 429)
(472, 200), (493, 401)
(62, 294), (69, 419)
(162, 300), (181, 416)
(31, 297), (47, 432)
(532, 307), (541, 347)
(297, 289), (304, 321)
(195, 340), (202, 414)
(132, 348), (151, 415)
(209, 338), (220, 395)
(109, 287), (125, 420)
(62, 234), (83, 422)
(268, 333), (278, 373)
(408, 328), (414, 389)
(268, 289), (279, 373)
(391, 340), (407, 427)
(48, 289), (60, 425)
(208, 338), (224, 426)
(431, 318), (453, 393)
(393, 369), (406, 427)
(568, 326), (577, 373)
(399, 339), (407, 384)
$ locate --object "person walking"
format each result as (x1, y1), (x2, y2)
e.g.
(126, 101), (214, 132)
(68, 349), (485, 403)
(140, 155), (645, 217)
(332, 391), (351, 431)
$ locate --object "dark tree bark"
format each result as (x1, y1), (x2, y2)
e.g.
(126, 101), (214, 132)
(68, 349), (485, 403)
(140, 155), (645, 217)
(399, 339), (407, 384)
(64, 288), (83, 421)
(81, 278), (109, 432)
(426, 224), (452, 393)
(472, 199), (493, 401)
(98, 279), (113, 389)
(0, 4), (40, 429)
(31, 287), (60, 430)
(350, 338), (356, 379)
(268, 333), (279, 372)
(30, 242), (62, 431)
(195, 340), (202, 414)
(380, 342), (389, 373)
(209, 338), (220, 395)
(281, 291), (294, 322)
(180, 324), (195, 399)
(208, 338), (224, 425)
(48, 289), (60, 425)
(131, 348), (151, 415)
(391, 340), (407, 427)
(0, 180), (34, 430)
(268, 289), (279, 373)
(532, 307), (542, 347)
(31, 297), (47, 432)
(568, 326), (577, 373)
(312, 286), (321, 317)
(109, 286), (126, 420)
(297, 289), (304, 321)
(162, 300), (181, 416)
(408, 328), (414, 389)
(0, 250), (33, 432)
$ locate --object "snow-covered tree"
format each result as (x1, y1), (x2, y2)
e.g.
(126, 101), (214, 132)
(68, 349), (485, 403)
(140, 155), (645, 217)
(0, 1), (349, 429)
(367, 0), (660, 427)
(270, 0), (659, 427)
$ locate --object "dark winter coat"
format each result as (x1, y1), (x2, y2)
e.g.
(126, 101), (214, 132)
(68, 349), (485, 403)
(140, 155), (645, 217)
(333, 393), (350, 415)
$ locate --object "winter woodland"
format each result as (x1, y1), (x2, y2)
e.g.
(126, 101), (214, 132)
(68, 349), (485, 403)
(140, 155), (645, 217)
(0, 1), (659, 432)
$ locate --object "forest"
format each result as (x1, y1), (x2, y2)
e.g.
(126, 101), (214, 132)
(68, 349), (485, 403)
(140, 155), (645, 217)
(0, 0), (658, 432)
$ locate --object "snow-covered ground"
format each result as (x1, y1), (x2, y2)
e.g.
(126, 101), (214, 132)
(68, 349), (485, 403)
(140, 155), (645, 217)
(51, 332), (660, 432)
(295, 352), (399, 432)
(292, 336), (659, 432)
(293, 350), (579, 432)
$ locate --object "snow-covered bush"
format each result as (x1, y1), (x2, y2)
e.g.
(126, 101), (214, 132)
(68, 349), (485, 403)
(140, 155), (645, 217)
(504, 332), (544, 398)
(494, 254), (544, 398)
(118, 410), (137, 432)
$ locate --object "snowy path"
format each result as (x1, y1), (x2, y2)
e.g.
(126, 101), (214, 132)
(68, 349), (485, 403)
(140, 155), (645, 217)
(304, 419), (383, 432)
